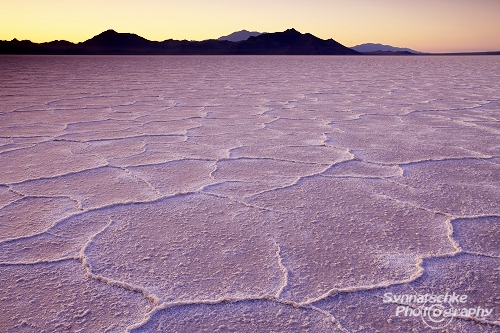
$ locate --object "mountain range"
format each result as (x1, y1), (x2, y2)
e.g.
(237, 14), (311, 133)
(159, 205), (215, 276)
(351, 43), (422, 54)
(2, 30), (499, 55)
(0, 29), (358, 55)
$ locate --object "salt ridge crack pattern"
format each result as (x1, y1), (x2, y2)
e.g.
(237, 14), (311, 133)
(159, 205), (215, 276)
(0, 55), (499, 332)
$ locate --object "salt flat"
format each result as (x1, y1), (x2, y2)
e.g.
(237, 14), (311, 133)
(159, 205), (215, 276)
(0, 55), (499, 332)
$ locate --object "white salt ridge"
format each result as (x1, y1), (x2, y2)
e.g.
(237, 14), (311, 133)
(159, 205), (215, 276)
(0, 55), (499, 332)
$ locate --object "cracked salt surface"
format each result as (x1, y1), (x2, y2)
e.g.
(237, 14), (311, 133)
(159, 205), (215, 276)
(0, 55), (499, 332)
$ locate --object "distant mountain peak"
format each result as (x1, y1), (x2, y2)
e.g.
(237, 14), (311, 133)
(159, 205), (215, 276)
(218, 30), (263, 42)
(228, 29), (359, 55)
(351, 43), (421, 54)
(97, 29), (119, 37)
(81, 29), (153, 49)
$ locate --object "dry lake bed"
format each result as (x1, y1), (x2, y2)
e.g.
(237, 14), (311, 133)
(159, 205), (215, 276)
(0, 55), (499, 332)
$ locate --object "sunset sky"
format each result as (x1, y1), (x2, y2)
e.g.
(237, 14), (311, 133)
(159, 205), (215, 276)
(1, 0), (499, 53)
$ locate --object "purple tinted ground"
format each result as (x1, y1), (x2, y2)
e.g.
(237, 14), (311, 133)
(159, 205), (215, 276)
(0, 55), (499, 332)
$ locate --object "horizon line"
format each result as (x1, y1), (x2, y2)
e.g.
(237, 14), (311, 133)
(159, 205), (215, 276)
(3, 28), (500, 54)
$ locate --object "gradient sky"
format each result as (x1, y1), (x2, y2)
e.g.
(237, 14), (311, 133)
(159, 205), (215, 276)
(1, 0), (499, 52)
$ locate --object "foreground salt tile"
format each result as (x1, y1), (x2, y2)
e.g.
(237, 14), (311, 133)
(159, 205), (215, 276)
(132, 300), (342, 333)
(247, 176), (455, 303)
(322, 160), (402, 178)
(452, 216), (500, 257)
(128, 160), (216, 195)
(0, 185), (23, 209)
(0, 261), (151, 332)
(0, 197), (78, 241)
(314, 254), (500, 332)
(84, 194), (283, 302)
(202, 178), (299, 199)
(326, 113), (498, 164)
(72, 136), (150, 160)
(0, 210), (112, 263)
(230, 144), (352, 165)
(388, 159), (500, 216)
(212, 158), (329, 182)
(0, 141), (107, 184)
(13, 166), (160, 210)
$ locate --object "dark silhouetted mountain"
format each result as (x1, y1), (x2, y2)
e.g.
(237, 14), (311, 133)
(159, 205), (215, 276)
(0, 38), (83, 55)
(351, 43), (422, 54)
(229, 29), (359, 55)
(0, 28), (359, 55)
(43, 40), (75, 48)
(80, 29), (154, 50)
(12, 29), (475, 55)
(3, 32), (498, 55)
(217, 30), (263, 42)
